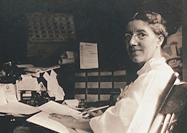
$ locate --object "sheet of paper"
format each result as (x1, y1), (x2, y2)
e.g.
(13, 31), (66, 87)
(16, 75), (40, 91)
(16, 64), (34, 68)
(43, 71), (65, 100)
(16, 64), (60, 73)
(63, 99), (79, 108)
(0, 84), (8, 106)
(76, 129), (91, 133)
(80, 42), (99, 69)
(38, 65), (61, 72)
(0, 102), (40, 115)
(61, 58), (75, 64)
(27, 112), (77, 133)
(27, 101), (83, 133)
(3, 84), (18, 102)
(66, 51), (74, 58)
(38, 101), (82, 119)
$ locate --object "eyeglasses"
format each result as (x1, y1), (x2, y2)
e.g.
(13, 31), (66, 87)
(124, 32), (147, 42)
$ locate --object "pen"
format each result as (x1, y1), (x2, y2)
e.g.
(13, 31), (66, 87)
(81, 105), (109, 116)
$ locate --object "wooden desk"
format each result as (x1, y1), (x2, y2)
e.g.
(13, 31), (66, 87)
(0, 115), (57, 133)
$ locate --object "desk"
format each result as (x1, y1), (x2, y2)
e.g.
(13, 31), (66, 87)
(0, 100), (109, 133)
(0, 115), (57, 133)
(0, 116), (31, 133)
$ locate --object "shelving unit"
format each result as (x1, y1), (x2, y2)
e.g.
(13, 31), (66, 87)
(74, 69), (127, 102)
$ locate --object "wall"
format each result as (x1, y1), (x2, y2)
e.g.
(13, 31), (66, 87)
(0, 0), (182, 70)
(182, 0), (187, 81)
(0, 0), (184, 101)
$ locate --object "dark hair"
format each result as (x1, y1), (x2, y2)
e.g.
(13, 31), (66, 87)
(131, 11), (168, 47)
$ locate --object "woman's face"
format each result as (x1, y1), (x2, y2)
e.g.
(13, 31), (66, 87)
(125, 20), (162, 65)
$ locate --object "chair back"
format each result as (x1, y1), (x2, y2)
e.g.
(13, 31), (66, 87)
(149, 74), (187, 133)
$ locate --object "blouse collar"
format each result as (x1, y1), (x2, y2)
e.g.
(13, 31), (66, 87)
(137, 57), (166, 75)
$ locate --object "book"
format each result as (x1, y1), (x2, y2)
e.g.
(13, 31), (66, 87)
(26, 101), (84, 133)
(27, 111), (77, 133)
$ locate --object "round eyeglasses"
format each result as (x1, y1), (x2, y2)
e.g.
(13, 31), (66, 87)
(124, 32), (146, 42)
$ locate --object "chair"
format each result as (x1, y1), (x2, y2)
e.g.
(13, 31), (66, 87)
(149, 73), (187, 133)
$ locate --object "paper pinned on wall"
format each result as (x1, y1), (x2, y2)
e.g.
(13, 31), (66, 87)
(80, 42), (99, 69)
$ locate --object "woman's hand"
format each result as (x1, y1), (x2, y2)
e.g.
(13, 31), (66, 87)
(48, 113), (92, 132)
(87, 110), (103, 117)
(49, 113), (76, 128)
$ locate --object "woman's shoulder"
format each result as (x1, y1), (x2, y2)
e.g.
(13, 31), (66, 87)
(154, 62), (174, 73)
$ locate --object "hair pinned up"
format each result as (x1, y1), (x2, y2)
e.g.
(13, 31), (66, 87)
(132, 11), (168, 38)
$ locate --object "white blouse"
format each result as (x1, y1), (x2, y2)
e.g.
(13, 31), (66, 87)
(90, 58), (177, 133)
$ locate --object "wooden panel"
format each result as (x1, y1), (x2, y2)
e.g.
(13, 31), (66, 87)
(74, 94), (85, 100)
(114, 82), (127, 88)
(100, 82), (112, 88)
(100, 95), (111, 101)
(87, 95), (98, 102)
(100, 72), (112, 76)
(74, 69), (127, 102)
(113, 70), (126, 76)
(87, 72), (99, 76)
(75, 72), (86, 77)
(87, 82), (98, 88)
(75, 82), (85, 88)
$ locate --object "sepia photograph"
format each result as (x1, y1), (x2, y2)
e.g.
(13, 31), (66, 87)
(0, 0), (186, 133)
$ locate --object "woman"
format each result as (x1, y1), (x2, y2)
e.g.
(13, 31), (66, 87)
(49, 11), (177, 133)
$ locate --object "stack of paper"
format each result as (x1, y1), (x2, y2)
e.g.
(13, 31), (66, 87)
(0, 83), (40, 117)
(0, 84), (8, 106)
(16, 64), (60, 74)
(0, 102), (40, 116)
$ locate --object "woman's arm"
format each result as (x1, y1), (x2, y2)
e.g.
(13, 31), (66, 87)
(49, 113), (93, 132)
